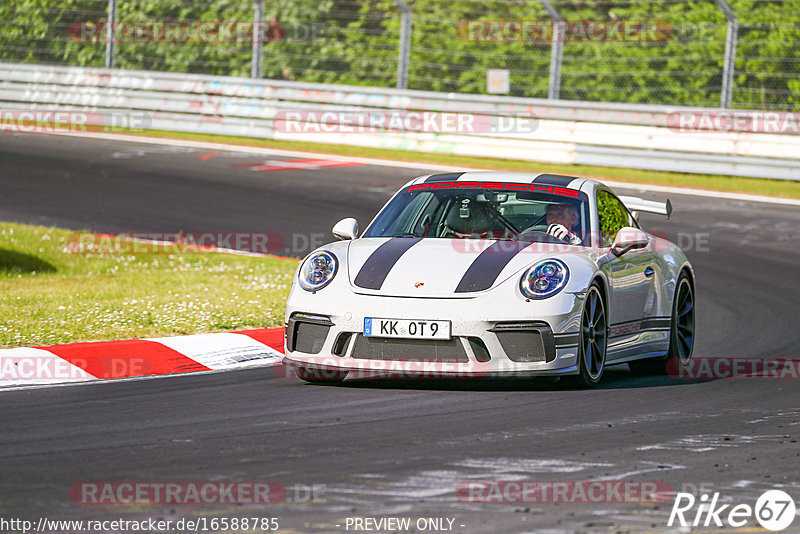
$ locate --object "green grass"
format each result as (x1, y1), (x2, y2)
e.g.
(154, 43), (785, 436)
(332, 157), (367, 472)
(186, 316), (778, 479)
(0, 222), (298, 348)
(130, 129), (800, 200)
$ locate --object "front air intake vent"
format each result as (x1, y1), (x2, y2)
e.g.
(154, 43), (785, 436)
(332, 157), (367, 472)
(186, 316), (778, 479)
(490, 321), (556, 363)
(351, 336), (469, 362)
(293, 322), (330, 354)
(495, 330), (547, 362)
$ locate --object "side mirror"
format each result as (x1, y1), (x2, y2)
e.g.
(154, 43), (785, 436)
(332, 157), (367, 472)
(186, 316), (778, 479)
(611, 227), (649, 257)
(332, 218), (358, 240)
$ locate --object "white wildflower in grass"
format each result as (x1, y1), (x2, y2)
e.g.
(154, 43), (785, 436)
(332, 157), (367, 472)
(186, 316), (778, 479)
(0, 222), (298, 347)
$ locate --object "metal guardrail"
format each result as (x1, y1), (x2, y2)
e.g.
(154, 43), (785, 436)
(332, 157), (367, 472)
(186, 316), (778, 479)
(2, 62), (800, 180)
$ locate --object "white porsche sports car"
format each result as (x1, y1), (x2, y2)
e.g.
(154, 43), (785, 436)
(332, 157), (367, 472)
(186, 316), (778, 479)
(283, 172), (695, 387)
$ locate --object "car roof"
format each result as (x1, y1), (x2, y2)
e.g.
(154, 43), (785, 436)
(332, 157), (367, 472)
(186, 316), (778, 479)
(404, 171), (598, 194)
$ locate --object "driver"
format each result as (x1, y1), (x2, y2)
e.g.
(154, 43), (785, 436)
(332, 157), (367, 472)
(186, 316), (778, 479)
(546, 203), (582, 245)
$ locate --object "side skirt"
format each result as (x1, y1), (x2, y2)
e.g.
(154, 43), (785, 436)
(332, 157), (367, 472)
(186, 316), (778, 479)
(606, 348), (670, 367)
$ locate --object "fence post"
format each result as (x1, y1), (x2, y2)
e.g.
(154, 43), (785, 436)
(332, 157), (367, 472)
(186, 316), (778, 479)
(105, 0), (117, 69)
(393, 0), (412, 89)
(715, 0), (738, 109)
(539, 0), (563, 100)
(252, 0), (265, 78)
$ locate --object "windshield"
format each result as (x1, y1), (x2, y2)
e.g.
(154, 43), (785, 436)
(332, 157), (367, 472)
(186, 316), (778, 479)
(363, 183), (591, 246)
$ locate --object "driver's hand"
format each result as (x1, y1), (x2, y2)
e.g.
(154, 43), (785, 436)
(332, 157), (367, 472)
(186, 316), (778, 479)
(547, 224), (582, 245)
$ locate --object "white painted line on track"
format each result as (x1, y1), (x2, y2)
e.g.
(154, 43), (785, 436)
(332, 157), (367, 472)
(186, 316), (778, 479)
(50, 130), (454, 172)
(0, 361), (285, 394)
(600, 180), (800, 206)
(47, 130), (800, 207)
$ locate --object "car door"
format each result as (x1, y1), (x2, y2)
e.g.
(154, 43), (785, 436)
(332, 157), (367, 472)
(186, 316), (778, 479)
(596, 190), (656, 356)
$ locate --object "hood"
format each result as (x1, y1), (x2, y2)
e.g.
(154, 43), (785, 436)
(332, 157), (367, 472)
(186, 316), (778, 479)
(346, 237), (577, 298)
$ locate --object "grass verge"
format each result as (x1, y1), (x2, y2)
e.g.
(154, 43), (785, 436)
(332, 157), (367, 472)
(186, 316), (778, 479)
(0, 222), (298, 348)
(127, 129), (800, 200)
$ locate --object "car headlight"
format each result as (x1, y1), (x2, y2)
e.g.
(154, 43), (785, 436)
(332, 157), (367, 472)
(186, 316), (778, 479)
(298, 250), (338, 291)
(520, 259), (569, 299)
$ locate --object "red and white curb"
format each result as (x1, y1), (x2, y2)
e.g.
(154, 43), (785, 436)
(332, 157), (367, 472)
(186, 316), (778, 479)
(0, 328), (285, 389)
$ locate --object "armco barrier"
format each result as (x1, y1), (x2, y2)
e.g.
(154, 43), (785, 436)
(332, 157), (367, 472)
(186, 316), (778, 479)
(1, 62), (799, 180)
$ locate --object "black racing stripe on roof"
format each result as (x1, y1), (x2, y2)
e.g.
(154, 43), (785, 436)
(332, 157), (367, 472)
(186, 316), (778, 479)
(455, 240), (532, 293)
(532, 174), (576, 187)
(425, 172), (465, 183)
(353, 237), (422, 290)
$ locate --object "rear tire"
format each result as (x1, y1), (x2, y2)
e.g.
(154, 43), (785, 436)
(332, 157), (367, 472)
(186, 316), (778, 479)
(629, 272), (695, 376)
(295, 366), (348, 384)
(566, 283), (607, 387)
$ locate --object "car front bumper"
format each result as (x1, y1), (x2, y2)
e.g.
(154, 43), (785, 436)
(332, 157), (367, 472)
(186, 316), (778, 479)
(283, 290), (585, 378)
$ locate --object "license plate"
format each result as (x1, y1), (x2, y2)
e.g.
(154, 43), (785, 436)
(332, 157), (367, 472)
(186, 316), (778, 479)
(363, 318), (451, 340)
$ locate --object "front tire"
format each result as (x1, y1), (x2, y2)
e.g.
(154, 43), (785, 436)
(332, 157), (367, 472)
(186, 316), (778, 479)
(568, 283), (607, 387)
(629, 272), (695, 375)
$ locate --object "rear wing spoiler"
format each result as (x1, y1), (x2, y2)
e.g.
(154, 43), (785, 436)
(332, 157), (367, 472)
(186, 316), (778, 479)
(619, 195), (673, 219)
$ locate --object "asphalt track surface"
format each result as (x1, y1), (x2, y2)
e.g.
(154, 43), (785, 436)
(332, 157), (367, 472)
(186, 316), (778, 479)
(2, 133), (800, 533)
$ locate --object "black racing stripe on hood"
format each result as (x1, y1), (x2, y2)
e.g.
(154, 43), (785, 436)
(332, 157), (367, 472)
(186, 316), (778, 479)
(354, 237), (423, 290)
(425, 172), (465, 182)
(532, 174), (575, 187)
(455, 240), (532, 293)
